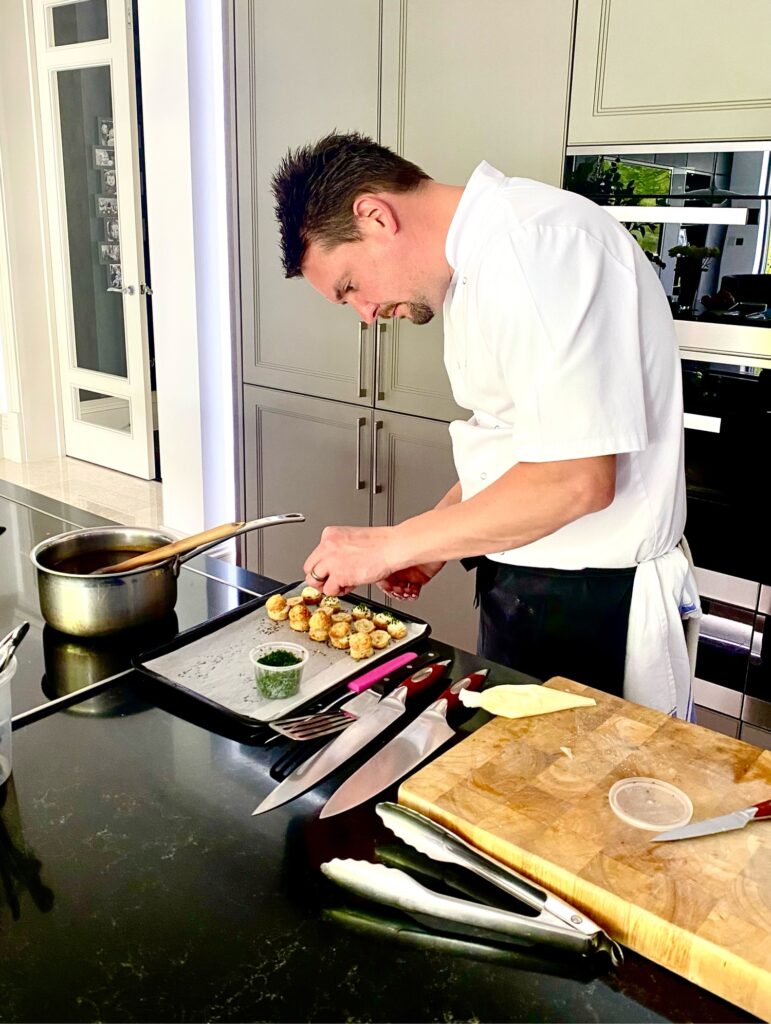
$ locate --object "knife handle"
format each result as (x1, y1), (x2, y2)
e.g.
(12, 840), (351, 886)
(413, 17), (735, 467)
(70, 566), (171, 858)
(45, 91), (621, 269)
(347, 651), (418, 693)
(752, 799), (771, 820)
(438, 671), (487, 713)
(400, 659), (451, 699)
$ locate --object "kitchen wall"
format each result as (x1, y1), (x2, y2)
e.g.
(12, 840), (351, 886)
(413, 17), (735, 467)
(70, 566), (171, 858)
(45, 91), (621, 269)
(0, 0), (61, 465)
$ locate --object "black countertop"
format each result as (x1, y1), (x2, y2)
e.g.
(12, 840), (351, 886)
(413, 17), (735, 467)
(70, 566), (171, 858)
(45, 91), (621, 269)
(0, 484), (754, 1022)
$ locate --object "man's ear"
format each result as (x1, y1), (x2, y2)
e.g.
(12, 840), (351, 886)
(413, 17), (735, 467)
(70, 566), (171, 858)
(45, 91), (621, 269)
(352, 194), (398, 237)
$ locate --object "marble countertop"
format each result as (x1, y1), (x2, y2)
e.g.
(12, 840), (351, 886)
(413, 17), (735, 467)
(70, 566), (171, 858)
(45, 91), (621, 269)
(0, 484), (753, 1023)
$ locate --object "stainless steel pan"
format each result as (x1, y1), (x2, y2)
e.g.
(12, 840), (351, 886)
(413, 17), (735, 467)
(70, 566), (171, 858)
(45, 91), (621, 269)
(29, 513), (304, 637)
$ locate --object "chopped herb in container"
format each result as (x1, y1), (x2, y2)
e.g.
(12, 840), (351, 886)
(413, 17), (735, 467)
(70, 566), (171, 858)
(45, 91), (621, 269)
(249, 642), (309, 699)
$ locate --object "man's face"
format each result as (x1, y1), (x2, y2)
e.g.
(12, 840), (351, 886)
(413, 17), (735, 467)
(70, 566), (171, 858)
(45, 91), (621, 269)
(302, 236), (440, 326)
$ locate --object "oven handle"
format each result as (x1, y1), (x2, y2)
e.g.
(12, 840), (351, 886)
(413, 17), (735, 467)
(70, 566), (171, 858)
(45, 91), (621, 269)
(684, 413), (721, 434)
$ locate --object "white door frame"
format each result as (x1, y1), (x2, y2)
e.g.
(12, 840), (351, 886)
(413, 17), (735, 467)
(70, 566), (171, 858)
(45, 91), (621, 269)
(30, 0), (155, 479)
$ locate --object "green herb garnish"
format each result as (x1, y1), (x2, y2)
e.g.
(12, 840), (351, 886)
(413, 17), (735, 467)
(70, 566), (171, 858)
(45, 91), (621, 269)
(257, 649), (302, 667)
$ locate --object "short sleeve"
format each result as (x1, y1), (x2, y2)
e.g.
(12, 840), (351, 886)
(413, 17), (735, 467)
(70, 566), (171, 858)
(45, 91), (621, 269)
(479, 225), (649, 462)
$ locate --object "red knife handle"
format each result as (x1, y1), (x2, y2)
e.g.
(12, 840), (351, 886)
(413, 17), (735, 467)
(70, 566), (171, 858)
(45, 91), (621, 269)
(400, 659), (451, 699)
(438, 671), (487, 713)
(346, 651), (418, 693)
(752, 799), (771, 820)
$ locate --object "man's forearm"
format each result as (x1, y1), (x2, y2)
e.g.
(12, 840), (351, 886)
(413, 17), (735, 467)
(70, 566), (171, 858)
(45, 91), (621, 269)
(389, 457), (615, 570)
(435, 481), (462, 510)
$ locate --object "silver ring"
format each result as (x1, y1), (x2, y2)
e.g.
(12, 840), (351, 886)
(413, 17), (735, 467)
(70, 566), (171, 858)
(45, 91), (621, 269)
(310, 566), (327, 583)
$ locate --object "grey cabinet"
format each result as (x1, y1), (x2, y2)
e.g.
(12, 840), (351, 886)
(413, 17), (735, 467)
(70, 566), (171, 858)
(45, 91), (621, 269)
(243, 385), (478, 652)
(243, 385), (372, 584)
(234, 0), (575, 419)
(234, 0), (380, 405)
(569, 0), (771, 146)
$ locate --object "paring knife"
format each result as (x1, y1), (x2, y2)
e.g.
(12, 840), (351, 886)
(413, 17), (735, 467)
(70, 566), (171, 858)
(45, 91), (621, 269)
(339, 650), (441, 720)
(651, 797), (771, 842)
(268, 649), (421, 738)
(319, 669), (488, 819)
(252, 659), (452, 815)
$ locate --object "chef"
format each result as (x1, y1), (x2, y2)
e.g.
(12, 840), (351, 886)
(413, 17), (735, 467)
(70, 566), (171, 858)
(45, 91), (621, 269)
(271, 132), (700, 717)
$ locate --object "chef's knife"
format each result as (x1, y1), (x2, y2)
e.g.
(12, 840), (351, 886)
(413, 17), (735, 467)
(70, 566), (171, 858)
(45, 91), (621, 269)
(319, 670), (488, 819)
(651, 797), (771, 842)
(252, 659), (452, 815)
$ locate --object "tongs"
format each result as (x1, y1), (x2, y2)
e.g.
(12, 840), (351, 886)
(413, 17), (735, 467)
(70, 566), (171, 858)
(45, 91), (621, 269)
(321, 802), (623, 965)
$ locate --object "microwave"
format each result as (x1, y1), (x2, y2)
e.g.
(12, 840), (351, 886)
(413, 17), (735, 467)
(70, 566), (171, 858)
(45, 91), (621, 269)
(564, 143), (771, 363)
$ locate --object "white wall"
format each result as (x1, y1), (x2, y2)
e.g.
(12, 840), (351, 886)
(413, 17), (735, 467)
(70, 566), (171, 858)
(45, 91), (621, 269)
(137, 0), (235, 535)
(0, 0), (61, 464)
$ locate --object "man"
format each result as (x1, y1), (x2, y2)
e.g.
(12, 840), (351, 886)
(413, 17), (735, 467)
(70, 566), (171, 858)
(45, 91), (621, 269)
(271, 132), (698, 716)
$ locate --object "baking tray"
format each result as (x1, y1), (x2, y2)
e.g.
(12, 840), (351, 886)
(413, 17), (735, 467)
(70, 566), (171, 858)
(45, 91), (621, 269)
(134, 582), (430, 724)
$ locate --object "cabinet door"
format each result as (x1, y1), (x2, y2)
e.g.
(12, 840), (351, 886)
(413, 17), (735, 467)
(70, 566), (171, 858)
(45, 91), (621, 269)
(371, 411), (478, 653)
(569, 0), (771, 146)
(377, 0), (575, 422)
(235, 0), (379, 403)
(243, 385), (372, 583)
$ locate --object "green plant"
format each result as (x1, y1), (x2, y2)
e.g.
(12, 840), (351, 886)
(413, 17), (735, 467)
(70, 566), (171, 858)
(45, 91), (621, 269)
(667, 245), (721, 271)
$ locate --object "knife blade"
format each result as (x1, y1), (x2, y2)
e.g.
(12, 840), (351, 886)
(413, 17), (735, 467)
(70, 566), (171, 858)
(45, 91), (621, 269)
(651, 797), (771, 842)
(319, 670), (488, 819)
(252, 659), (451, 815)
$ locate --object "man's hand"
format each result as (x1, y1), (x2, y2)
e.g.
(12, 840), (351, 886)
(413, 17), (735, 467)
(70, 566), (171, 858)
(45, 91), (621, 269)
(376, 562), (446, 601)
(303, 525), (398, 596)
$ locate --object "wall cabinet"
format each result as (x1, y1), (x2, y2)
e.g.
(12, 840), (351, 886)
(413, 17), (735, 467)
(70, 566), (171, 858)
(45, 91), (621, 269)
(243, 385), (478, 651)
(235, 0), (575, 421)
(569, 0), (771, 146)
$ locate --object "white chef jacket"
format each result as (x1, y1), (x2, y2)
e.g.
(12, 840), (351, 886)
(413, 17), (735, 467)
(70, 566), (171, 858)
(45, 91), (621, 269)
(443, 162), (699, 717)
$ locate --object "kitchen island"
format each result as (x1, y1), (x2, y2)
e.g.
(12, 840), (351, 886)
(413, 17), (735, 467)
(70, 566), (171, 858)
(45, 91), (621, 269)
(0, 483), (755, 1022)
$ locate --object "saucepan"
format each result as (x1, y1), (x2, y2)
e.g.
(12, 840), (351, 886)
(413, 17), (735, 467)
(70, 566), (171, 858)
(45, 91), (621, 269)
(29, 513), (304, 638)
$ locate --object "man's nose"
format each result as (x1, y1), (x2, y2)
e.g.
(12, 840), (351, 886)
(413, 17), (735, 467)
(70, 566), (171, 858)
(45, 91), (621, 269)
(349, 297), (378, 324)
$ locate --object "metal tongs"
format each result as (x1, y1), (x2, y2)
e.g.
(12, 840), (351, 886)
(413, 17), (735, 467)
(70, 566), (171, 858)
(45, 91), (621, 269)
(321, 802), (623, 965)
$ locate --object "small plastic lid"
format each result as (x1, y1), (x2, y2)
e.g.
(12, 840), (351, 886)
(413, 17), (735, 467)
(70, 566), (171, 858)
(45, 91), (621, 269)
(608, 777), (693, 831)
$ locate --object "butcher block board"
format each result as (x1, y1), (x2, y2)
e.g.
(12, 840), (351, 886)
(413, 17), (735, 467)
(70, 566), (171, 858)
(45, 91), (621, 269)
(398, 677), (771, 1018)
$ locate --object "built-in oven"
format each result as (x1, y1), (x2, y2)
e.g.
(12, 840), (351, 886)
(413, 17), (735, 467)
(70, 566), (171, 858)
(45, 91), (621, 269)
(564, 144), (771, 747)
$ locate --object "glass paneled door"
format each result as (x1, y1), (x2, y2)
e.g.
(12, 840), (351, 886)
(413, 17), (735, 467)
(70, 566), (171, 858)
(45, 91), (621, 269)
(31, 0), (155, 478)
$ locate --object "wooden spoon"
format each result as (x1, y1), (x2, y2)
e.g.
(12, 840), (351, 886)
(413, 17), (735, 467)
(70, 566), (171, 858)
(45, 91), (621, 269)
(90, 521), (247, 575)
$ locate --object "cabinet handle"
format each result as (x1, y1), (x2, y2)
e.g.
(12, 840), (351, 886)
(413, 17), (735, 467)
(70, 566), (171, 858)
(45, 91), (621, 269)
(374, 322), (386, 401)
(357, 322), (368, 398)
(372, 419), (384, 496)
(355, 416), (366, 491)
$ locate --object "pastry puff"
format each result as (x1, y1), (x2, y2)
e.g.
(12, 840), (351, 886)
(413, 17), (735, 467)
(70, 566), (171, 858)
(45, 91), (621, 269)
(265, 594), (289, 622)
(370, 629), (390, 650)
(301, 586), (322, 605)
(387, 620), (407, 640)
(288, 604), (311, 631)
(349, 632), (374, 660)
(353, 618), (375, 634)
(308, 609), (332, 642)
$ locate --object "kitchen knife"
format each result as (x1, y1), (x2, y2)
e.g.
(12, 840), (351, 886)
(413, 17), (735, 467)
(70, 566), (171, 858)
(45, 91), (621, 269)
(651, 797), (771, 842)
(340, 650), (441, 719)
(319, 670), (488, 819)
(268, 649), (422, 737)
(252, 659), (451, 815)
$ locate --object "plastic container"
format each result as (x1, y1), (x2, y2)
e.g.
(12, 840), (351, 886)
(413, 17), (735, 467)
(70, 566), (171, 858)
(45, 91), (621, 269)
(608, 776), (693, 831)
(249, 642), (309, 700)
(0, 656), (17, 786)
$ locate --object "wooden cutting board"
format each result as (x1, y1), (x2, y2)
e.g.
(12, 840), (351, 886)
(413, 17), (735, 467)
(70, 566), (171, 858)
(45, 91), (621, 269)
(398, 677), (771, 1018)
